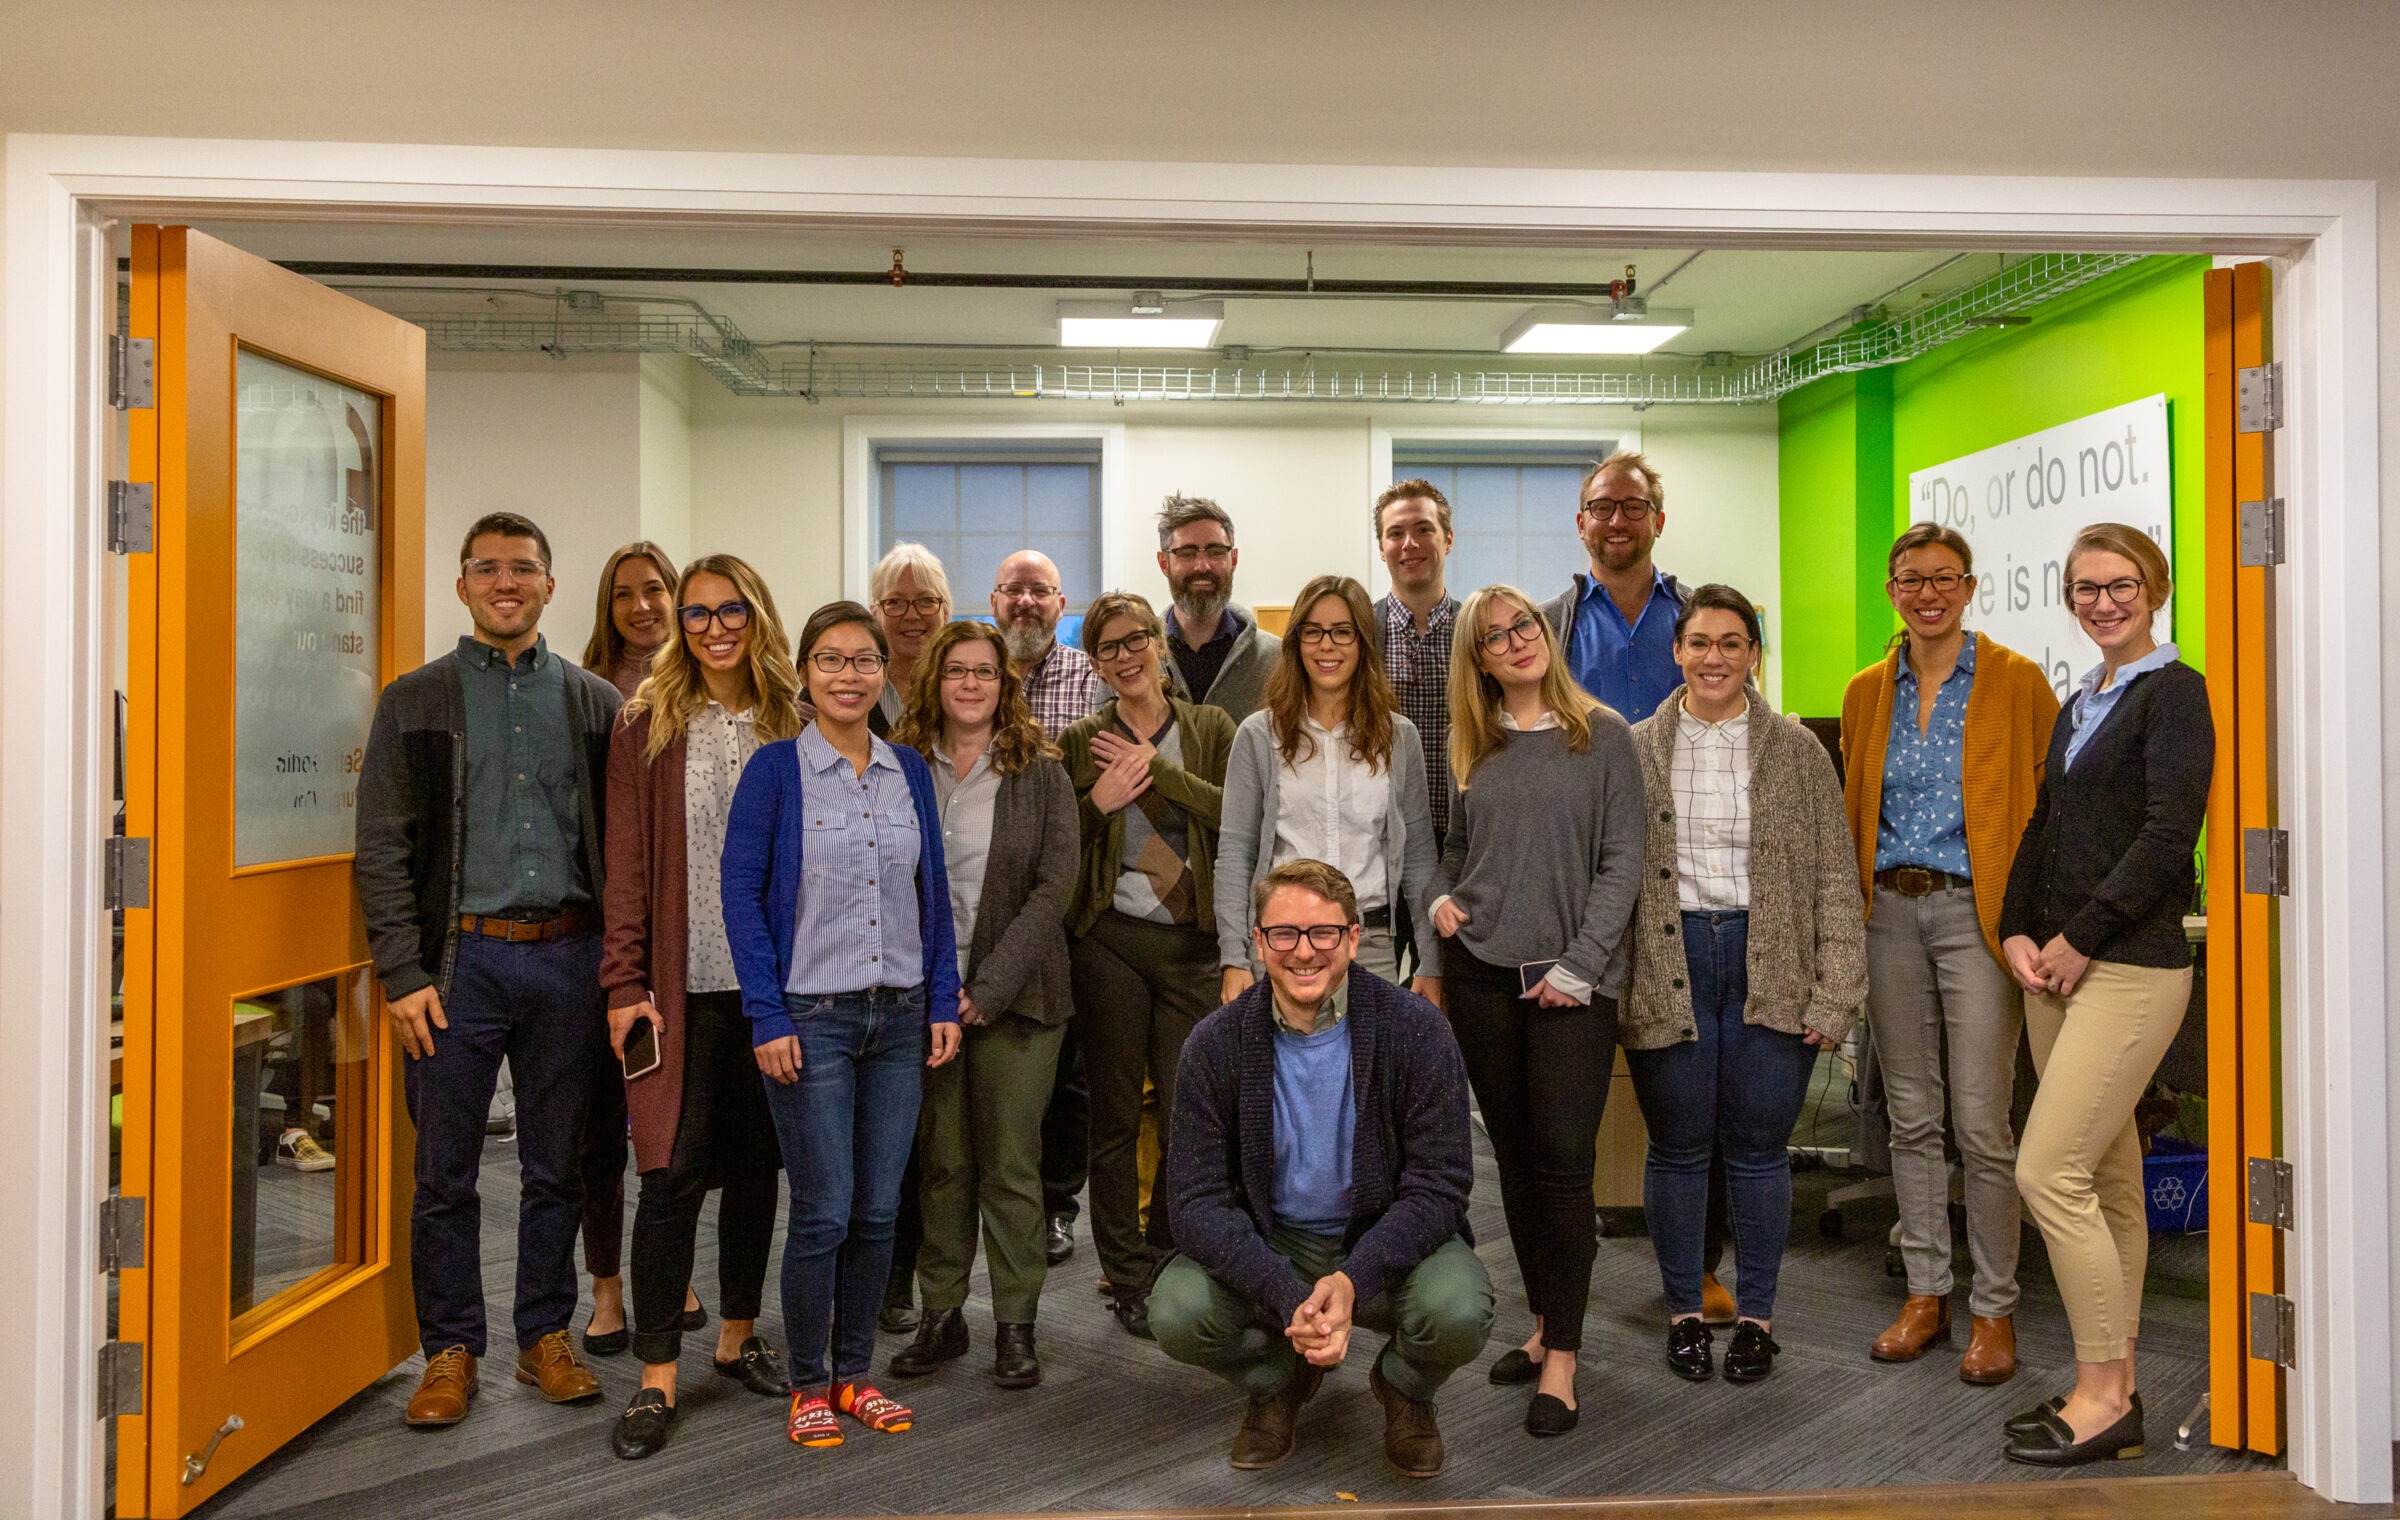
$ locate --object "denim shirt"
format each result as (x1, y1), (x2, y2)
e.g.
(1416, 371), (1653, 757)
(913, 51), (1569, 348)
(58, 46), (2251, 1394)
(1875, 634), (1977, 876)
(455, 635), (588, 913)
(2065, 641), (2182, 772)
(1569, 568), (1681, 723)
(786, 725), (925, 994)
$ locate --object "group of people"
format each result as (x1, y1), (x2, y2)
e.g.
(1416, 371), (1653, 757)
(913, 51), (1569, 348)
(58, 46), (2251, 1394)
(354, 449), (2209, 1480)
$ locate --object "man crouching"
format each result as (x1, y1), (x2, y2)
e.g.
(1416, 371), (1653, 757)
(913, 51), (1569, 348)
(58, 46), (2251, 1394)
(1151, 858), (1493, 1477)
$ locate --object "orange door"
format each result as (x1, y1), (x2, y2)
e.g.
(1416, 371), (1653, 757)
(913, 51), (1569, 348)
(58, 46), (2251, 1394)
(119, 225), (424, 1515)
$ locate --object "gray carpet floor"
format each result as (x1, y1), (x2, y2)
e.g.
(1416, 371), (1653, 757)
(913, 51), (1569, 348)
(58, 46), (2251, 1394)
(197, 1117), (2271, 1519)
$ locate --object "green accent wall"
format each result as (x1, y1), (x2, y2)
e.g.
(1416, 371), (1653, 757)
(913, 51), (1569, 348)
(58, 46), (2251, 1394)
(1777, 255), (2210, 713)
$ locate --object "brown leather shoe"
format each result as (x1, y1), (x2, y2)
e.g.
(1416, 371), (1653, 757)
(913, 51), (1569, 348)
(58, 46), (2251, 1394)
(1700, 1272), (1737, 1326)
(1870, 1294), (1953, 1362)
(514, 1329), (602, 1404)
(1369, 1359), (1445, 1478)
(405, 1347), (479, 1427)
(1960, 1314), (2018, 1385)
(1228, 1362), (1324, 1470)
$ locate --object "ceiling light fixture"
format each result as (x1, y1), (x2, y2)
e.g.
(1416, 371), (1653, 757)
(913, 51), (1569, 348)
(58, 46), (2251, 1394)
(1059, 298), (1224, 348)
(1501, 304), (1693, 356)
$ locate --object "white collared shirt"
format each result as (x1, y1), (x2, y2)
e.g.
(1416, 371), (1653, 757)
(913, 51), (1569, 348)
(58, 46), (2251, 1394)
(1671, 698), (1752, 911)
(1271, 715), (1391, 912)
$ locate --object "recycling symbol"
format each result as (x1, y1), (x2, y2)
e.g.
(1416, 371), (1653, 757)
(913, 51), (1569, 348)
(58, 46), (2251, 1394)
(2151, 1176), (2189, 1214)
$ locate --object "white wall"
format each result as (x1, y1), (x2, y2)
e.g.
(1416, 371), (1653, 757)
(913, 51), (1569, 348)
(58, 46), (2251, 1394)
(638, 355), (694, 565)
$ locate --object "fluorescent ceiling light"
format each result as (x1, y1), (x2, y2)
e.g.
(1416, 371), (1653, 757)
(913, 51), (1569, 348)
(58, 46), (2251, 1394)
(1059, 299), (1224, 348)
(1501, 305), (1693, 355)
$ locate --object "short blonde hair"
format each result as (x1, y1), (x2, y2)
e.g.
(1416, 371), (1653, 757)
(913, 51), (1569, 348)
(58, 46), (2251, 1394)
(1582, 448), (1665, 514)
(869, 541), (953, 609)
(2064, 522), (2172, 615)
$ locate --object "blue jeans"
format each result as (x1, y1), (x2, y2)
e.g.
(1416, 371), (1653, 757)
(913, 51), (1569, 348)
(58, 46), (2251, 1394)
(762, 985), (929, 1389)
(1624, 911), (1817, 1322)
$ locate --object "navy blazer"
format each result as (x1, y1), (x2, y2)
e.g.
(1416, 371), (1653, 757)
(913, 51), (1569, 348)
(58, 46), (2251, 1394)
(720, 732), (962, 1045)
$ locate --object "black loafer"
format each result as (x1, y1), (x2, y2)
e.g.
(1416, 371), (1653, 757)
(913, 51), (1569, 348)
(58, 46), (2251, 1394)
(712, 1335), (786, 1398)
(889, 1307), (969, 1376)
(1666, 1319), (1715, 1382)
(581, 1323), (629, 1358)
(2003, 1400), (2146, 1466)
(1487, 1348), (1541, 1385)
(1045, 1214), (1075, 1266)
(1723, 1321), (1781, 1384)
(681, 1299), (707, 1333)
(609, 1388), (673, 1460)
(1525, 1390), (1579, 1437)
(1109, 1289), (1153, 1341)
(993, 1322), (1041, 1390)
(2004, 1392), (2070, 1436)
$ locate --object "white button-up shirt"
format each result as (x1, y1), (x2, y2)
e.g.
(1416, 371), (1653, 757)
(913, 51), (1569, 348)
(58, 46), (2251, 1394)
(1272, 715), (1392, 913)
(1671, 699), (1753, 912)
(931, 743), (1001, 979)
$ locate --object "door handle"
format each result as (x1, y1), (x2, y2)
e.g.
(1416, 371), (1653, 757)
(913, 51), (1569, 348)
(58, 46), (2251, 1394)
(181, 1414), (243, 1485)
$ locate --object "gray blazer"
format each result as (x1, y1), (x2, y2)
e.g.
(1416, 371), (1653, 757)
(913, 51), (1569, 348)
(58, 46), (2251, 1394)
(962, 753), (1081, 1027)
(1213, 710), (1445, 975)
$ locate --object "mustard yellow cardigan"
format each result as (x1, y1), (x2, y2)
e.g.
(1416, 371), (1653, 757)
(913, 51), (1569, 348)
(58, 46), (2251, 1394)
(1840, 633), (2061, 961)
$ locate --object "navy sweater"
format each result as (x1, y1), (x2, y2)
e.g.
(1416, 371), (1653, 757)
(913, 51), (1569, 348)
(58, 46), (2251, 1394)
(1167, 967), (1473, 1324)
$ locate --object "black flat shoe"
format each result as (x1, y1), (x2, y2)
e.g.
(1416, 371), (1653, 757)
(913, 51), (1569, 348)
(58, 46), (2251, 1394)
(1722, 1322), (1780, 1384)
(1110, 1289), (1153, 1341)
(2003, 1393), (2069, 1436)
(1525, 1390), (1579, 1437)
(581, 1324), (629, 1358)
(1045, 1214), (1075, 1266)
(993, 1322), (1041, 1390)
(890, 1307), (969, 1376)
(681, 1299), (707, 1333)
(2003, 1400), (2146, 1466)
(712, 1335), (786, 1398)
(609, 1388), (673, 1460)
(1666, 1319), (1715, 1382)
(1487, 1348), (1541, 1385)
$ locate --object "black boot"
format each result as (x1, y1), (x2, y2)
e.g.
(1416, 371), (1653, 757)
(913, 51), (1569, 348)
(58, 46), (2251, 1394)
(888, 1307), (969, 1376)
(993, 1322), (1041, 1390)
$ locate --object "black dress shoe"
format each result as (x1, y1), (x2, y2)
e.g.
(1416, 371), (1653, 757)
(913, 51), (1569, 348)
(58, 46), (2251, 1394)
(1525, 1390), (1579, 1437)
(712, 1335), (786, 1397)
(1487, 1348), (1540, 1385)
(889, 1307), (969, 1376)
(1045, 1214), (1075, 1266)
(609, 1388), (674, 1460)
(1723, 1321), (1781, 1384)
(993, 1322), (1041, 1389)
(2003, 1399), (2147, 1466)
(581, 1323), (629, 1358)
(1666, 1319), (1715, 1382)
(1109, 1289), (1153, 1341)
(681, 1299), (708, 1333)
(2003, 1392), (2070, 1436)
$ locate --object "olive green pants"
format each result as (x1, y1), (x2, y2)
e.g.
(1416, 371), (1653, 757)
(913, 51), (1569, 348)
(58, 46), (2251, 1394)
(914, 1015), (1068, 1323)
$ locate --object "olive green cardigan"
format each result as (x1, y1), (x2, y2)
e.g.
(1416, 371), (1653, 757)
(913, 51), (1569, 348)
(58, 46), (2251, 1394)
(1059, 696), (1235, 939)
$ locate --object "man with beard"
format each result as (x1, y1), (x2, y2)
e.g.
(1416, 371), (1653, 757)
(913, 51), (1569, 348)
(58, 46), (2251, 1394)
(1538, 450), (1688, 724)
(1156, 494), (1281, 722)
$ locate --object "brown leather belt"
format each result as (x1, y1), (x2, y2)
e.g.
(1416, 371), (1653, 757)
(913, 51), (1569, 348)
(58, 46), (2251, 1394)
(1874, 866), (1969, 898)
(457, 908), (592, 942)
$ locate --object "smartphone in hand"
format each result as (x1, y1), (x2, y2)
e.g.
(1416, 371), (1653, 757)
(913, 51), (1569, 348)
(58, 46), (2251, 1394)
(621, 1016), (662, 1080)
(1518, 960), (1560, 996)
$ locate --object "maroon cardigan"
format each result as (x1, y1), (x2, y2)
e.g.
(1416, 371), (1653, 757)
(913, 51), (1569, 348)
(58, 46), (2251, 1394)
(599, 709), (696, 1174)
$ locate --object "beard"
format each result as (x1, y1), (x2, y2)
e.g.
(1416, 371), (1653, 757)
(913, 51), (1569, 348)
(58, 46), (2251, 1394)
(1000, 619), (1054, 665)
(1171, 578), (1230, 629)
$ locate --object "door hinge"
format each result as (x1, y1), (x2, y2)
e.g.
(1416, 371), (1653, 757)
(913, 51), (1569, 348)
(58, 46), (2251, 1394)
(2237, 497), (2285, 567)
(100, 1195), (145, 1271)
(98, 1340), (144, 1418)
(2245, 1157), (2294, 1230)
(104, 836), (151, 912)
(2248, 1292), (2297, 1369)
(2237, 361), (2282, 433)
(2242, 828), (2288, 896)
(107, 481), (155, 554)
(108, 336), (155, 410)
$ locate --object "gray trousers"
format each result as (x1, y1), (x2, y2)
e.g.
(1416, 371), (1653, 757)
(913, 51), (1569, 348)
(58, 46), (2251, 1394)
(1863, 883), (2024, 1318)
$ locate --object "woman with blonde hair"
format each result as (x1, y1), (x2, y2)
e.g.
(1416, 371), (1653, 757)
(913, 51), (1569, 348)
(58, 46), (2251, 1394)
(599, 553), (806, 1458)
(1215, 573), (1443, 1001)
(882, 621), (1080, 1390)
(868, 542), (954, 734)
(1430, 584), (1644, 1436)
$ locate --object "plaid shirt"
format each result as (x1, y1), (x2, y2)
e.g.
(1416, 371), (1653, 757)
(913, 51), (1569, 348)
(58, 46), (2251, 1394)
(1020, 639), (1106, 738)
(1376, 592), (1458, 839)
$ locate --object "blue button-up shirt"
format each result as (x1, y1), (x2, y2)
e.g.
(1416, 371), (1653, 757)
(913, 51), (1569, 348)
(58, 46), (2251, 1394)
(2064, 641), (2182, 772)
(786, 725), (925, 995)
(1875, 635), (1976, 876)
(1569, 569), (1681, 723)
(455, 635), (588, 914)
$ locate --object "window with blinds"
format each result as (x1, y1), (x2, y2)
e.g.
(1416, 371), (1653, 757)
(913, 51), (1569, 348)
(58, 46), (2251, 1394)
(876, 444), (1103, 610)
(1391, 441), (1623, 600)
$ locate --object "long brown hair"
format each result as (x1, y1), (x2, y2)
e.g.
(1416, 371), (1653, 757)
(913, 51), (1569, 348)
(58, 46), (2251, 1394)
(1262, 574), (1398, 771)
(582, 540), (678, 675)
(891, 621), (1058, 777)
(622, 554), (805, 759)
(1446, 584), (1602, 788)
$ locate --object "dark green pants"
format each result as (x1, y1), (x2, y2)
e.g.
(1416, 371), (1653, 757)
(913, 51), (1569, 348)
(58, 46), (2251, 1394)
(1150, 1226), (1493, 1402)
(915, 1015), (1068, 1322)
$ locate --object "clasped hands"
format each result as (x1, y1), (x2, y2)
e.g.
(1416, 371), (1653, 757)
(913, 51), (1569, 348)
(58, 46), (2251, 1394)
(1286, 1269), (1357, 1367)
(2002, 932), (2090, 997)
(1087, 730), (1157, 813)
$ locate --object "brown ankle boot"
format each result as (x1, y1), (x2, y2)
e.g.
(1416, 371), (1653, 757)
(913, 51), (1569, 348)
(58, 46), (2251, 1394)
(1959, 1314), (2018, 1385)
(1869, 1294), (1952, 1362)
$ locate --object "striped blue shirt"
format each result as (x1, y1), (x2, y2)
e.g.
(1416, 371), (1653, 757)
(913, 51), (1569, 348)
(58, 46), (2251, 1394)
(785, 724), (925, 995)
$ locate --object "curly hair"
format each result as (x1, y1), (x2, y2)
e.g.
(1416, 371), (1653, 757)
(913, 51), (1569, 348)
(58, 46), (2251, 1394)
(891, 621), (1058, 777)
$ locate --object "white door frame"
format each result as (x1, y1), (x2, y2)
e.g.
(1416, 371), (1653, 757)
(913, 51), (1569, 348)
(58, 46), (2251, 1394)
(4, 135), (2386, 1513)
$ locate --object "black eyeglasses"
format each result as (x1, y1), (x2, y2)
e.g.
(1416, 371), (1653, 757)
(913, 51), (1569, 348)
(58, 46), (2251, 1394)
(1094, 629), (1155, 661)
(994, 582), (1060, 602)
(1581, 496), (1654, 524)
(1477, 614), (1544, 655)
(1258, 923), (1352, 952)
(1890, 572), (1969, 595)
(679, 600), (750, 633)
(1165, 543), (1234, 566)
(2066, 577), (2146, 608)
(875, 593), (947, 618)
(807, 649), (889, 674)
(1295, 623), (1359, 647)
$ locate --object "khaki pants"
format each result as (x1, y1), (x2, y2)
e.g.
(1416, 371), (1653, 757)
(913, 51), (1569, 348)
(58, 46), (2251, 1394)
(2017, 959), (2191, 1362)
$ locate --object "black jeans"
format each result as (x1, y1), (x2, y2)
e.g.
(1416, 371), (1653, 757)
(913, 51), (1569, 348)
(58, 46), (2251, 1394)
(579, 1050), (627, 1279)
(1446, 948), (1617, 1353)
(628, 991), (782, 1365)
(1039, 1038), (1090, 1222)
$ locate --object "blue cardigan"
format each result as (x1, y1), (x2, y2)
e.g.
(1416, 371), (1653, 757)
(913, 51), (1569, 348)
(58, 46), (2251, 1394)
(720, 733), (961, 1047)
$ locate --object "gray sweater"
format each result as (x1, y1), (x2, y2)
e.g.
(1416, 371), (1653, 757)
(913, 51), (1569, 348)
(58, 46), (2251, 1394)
(1437, 715), (1647, 999)
(1168, 603), (1281, 722)
(1214, 710), (1445, 975)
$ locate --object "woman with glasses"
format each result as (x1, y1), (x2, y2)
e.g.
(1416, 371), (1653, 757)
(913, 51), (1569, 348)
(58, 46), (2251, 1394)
(1842, 524), (2059, 1385)
(721, 600), (963, 1449)
(1430, 585), (1644, 1436)
(1215, 574), (1444, 1002)
(600, 556), (804, 1459)
(883, 621), (1080, 1390)
(1620, 584), (1866, 1387)
(1996, 524), (2210, 1467)
(868, 543), (953, 734)
(1058, 590), (1235, 1339)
